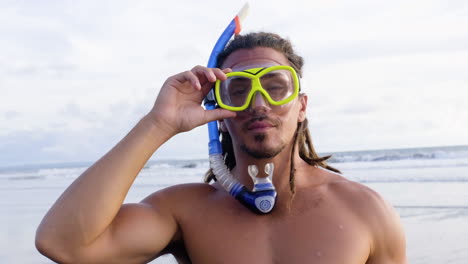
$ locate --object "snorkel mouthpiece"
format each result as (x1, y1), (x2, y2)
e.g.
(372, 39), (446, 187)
(238, 163), (277, 213)
(209, 155), (277, 214)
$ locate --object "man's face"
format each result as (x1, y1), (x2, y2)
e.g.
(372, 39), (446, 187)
(220, 47), (307, 159)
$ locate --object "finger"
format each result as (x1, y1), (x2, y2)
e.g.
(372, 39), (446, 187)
(192, 65), (216, 83)
(203, 109), (237, 123)
(212, 68), (229, 81)
(174, 70), (201, 90)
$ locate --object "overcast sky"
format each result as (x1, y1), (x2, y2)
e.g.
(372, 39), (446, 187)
(0, 0), (467, 167)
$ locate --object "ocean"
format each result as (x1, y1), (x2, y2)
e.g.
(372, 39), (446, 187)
(1, 145), (467, 263)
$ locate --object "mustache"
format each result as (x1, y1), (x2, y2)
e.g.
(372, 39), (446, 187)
(243, 114), (281, 130)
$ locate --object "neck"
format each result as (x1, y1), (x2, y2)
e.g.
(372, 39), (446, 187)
(231, 142), (299, 194)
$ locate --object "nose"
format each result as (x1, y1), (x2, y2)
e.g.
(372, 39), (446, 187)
(248, 92), (271, 112)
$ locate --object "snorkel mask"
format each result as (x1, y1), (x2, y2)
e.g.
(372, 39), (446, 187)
(215, 65), (300, 111)
(203, 3), (280, 214)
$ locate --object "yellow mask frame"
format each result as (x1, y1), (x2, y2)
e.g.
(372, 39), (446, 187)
(214, 65), (300, 111)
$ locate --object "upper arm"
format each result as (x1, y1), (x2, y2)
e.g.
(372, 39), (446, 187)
(365, 190), (408, 264)
(71, 192), (179, 263)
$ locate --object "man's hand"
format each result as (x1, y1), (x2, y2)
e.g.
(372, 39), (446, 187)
(148, 66), (236, 136)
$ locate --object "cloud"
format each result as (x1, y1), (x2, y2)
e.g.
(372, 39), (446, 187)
(0, 0), (467, 166)
(305, 48), (468, 151)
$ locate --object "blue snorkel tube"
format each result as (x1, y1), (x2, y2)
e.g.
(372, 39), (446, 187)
(204, 3), (277, 214)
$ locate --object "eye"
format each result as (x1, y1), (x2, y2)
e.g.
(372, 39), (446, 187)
(266, 84), (284, 91)
(230, 86), (249, 96)
(226, 77), (251, 97)
(260, 70), (293, 100)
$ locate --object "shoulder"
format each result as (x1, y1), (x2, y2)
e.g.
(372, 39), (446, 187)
(299, 166), (395, 223)
(313, 168), (393, 218)
(324, 171), (401, 232)
(142, 183), (219, 210)
(141, 182), (233, 221)
(327, 174), (384, 213)
(303, 167), (379, 208)
(323, 171), (407, 263)
(136, 183), (220, 246)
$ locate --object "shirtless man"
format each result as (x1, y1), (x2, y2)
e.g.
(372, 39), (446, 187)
(36, 32), (407, 263)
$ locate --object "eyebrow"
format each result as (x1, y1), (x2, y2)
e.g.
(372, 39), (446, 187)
(261, 72), (286, 80)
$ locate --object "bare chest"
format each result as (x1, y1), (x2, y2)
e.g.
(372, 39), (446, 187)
(178, 197), (370, 264)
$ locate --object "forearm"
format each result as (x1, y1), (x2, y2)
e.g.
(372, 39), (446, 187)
(36, 114), (172, 247)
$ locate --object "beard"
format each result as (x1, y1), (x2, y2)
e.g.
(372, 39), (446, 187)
(240, 133), (286, 159)
(238, 114), (286, 159)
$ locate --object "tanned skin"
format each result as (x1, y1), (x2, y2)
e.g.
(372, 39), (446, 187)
(36, 47), (407, 264)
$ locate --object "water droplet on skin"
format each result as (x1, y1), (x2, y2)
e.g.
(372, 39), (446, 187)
(339, 224), (344, 230)
(316, 251), (322, 257)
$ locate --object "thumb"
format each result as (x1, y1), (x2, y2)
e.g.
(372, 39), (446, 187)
(203, 109), (236, 124)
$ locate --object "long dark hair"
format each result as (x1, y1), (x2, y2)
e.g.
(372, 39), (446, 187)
(204, 32), (340, 196)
